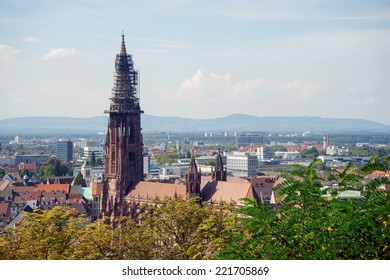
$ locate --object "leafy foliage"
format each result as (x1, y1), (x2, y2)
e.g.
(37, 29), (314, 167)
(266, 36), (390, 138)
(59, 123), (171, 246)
(154, 153), (180, 165)
(73, 171), (87, 187)
(90, 152), (96, 167)
(219, 159), (390, 260)
(0, 198), (238, 260)
(141, 197), (238, 259)
(0, 207), (87, 260)
(300, 147), (320, 159)
(35, 158), (72, 181)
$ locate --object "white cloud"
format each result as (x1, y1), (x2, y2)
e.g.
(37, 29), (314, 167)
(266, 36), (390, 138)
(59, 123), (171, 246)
(41, 48), (79, 60)
(284, 79), (323, 102)
(174, 69), (323, 106)
(175, 69), (231, 102)
(351, 96), (378, 106)
(232, 78), (275, 100)
(22, 36), (39, 43)
(348, 85), (378, 106)
(0, 44), (19, 60)
(349, 85), (374, 93)
(0, 45), (19, 73)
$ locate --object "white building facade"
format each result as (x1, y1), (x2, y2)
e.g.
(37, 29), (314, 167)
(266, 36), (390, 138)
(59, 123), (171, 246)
(257, 146), (274, 160)
(226, 151), (258, 177)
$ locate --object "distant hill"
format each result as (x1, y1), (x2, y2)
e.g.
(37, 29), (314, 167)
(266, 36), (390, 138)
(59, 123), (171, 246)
(0, 114), (389, 135)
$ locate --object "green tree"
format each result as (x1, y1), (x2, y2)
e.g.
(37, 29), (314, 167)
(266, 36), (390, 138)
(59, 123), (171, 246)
(154, 154), (180, 165)
(0, 168), (5, 179)
(35, 158), (72, 181)
(0, 207), (87, 260)
(204, 160), (216, 166)
(272, 145), (288, 152)
(327, 162), (363, 193)
(351, 146), (373, 157)
(219, 158), (390, 260)
(140, 197), (238, 260)
(141, 197), (207, 259)
(70, 218), (112, 260)
(19, 169), (32, 178)
(301, 147), (319, 159)
(110, 217), (155, 260)
(96, 158), (104, 166)
(90, 152), (96, 167)
(188, 201), (238, 260)
(218, 199), (277, 260)
(73, 171), (87, 187)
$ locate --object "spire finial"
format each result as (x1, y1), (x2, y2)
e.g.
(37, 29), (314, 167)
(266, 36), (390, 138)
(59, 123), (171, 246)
(120, 32), (126, 55)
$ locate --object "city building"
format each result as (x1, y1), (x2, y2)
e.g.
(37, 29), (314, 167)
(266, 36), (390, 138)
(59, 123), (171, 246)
(196, 155), (227, 166)
(274, 151), (301, 159)
(14, 135), (23, 144)
(235, 133), (263, 148)
(160, 164), (189, 178)
(83, 146), (104, 161)
(91, 182), (103, 221)
(73, 139), (101, 150)
(257, 146), (274, 161)
(15, 154), (50, 165)
(326, 146), (349, 156)
(56, 140), (73, 162)
(0, 156), (16, 166)
(226, 151), (258, 177)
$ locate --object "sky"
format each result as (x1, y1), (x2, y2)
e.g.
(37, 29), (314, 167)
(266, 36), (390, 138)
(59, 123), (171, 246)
(0, 0), (390, 124)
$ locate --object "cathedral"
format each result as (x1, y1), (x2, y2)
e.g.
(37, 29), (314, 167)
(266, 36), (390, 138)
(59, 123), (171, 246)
(100, 34), (260, 222)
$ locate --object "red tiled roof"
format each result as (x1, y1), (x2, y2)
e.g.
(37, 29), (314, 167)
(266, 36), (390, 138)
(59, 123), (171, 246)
(14, 186), (35, 193)
(25, 191), (41, 201)
(201, 180), (256, 206)
(126, 181), (186, 201)
(13, 196), (26, 204)
(68, 193), (82, 203)
(0, 179), (11, 191)
(0, 202), (10, 216)
(35, 184), (70, 193)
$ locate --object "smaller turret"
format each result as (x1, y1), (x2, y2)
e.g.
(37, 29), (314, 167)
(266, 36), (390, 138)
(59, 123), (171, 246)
(185, 149), (201, 198)
(212, 149), (227, 182)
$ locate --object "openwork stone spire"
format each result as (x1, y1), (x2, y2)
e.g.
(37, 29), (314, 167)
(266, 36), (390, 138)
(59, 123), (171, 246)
(104, 32), (140, 114)
(120, 32), (127, 55)
(185, 149), (201, 197)
(212, 149), (227, 181)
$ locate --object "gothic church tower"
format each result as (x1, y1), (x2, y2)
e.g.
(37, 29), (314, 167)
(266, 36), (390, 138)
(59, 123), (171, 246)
(211, 150), (227, 182)
(185, 150), (201, 198)
(101, 34), (144, 222)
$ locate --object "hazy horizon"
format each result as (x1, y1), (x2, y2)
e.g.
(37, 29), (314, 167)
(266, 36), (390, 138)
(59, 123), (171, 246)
(0, 113), (389, 126)
(1, 1), (389, 125)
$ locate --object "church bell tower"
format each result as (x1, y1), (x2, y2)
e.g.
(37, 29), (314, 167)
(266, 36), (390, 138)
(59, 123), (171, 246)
(101, 33), (144, 222)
